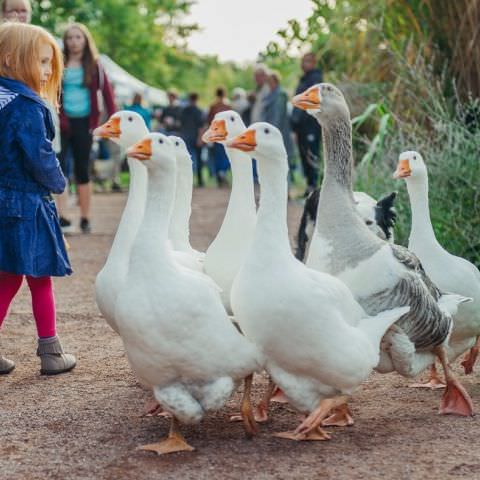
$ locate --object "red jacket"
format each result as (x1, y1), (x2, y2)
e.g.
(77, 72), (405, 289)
(59, 61), (116, 135)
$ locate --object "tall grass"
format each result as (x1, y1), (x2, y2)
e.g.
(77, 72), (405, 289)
(403, 0), (480, 100)
(353, 56), (480, 266)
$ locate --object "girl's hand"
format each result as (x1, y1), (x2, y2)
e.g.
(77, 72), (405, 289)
(63, 235), (71, 250)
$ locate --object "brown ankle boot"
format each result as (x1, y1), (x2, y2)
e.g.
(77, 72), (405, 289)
(0, 355), (15, 374)
(37, 336), (76, 375)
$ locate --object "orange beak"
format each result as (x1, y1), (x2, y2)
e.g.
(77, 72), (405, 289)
(226, 129), (257, 152)
(126, 138), (152, 161)
(93, 116), (121, 138)
(292, 87), (321, 110)
(202, 119), (228, 143)
(393, 158), (412, 179)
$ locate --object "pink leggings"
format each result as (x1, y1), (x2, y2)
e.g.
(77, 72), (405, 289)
(0, 272), (56, 338)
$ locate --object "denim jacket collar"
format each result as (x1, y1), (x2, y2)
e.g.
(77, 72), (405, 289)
(0, 77), (46, 107)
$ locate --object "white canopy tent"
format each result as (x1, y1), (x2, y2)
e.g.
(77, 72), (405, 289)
(55, 33), (167, 106)
(99, 54), (167, 107)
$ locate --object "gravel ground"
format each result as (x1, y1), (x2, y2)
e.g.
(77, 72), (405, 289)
(1, 188), (479, 480)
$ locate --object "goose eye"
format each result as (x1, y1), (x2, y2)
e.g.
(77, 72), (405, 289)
(175, 141), (179, 146)
(264, 128), (270, 134)
(128, 116), (133, 122)
(366, 220), (373, 226)
(158, 139), (164, 144)
(413, 155), (417, 160)
(230, 116), (235, 122)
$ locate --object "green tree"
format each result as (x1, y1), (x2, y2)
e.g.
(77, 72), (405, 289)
(31, 0), (256, 100)
(262, 0), (480, 99)
(32, 0), (199, 89)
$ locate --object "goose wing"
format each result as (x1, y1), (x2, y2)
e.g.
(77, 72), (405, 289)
(390, 244), (441, 300)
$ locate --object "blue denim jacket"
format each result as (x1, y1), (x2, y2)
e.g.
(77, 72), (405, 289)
(0, 77), (72, 277)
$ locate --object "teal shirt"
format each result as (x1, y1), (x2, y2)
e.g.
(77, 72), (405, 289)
(63, 67), (90, 118)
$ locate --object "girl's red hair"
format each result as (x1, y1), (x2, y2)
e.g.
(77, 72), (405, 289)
(0, 22), (63, 106)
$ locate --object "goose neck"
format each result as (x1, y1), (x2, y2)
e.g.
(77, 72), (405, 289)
(139, 166), (176, 247)
(105, 158), (146, 261)
(254, 153), (291, 257)
(126, 157), (147, 208)
(322, 117), (354, 189)
(406, 176), (437, 243)
(226, 147), (255, 205)
(169, 161), (193, 249)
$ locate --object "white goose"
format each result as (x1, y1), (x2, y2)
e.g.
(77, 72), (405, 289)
(168, 136), (204, 263)
(115, 133), (263, 454)
(202, 111), (257, 314)
(395, 150), (480, 384)
(94, 114), (202, 334)
(93, 111), (149, 333)
(292, 83), (474, 416)
(227, 123), (409, 440)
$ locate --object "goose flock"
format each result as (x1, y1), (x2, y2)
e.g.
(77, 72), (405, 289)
(93, 83), (479, 454)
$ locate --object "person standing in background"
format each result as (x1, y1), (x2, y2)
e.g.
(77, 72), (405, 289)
(160, 89), (181, 134)
(125, 92), (151, 129)
(1, 0), (30, 22)
(180, 92), (205, 186)
(264, 71), (294, 183)
(206, 87), (231, 187)
(291, 52), (323, 197)
(250, 64), (270, 123)
(58, 23), (116, 233)
(249, 64), (271, 183)
(231, 87), (250, 125)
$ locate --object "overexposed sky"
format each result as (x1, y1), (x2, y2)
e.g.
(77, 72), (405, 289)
(185, 0), (313, 62)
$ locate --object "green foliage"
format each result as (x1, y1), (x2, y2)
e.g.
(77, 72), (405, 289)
(32, 0), (197, 89)
(262, 0), (479, 265)
(354, 80), (480, 266)
(31, 0), (251, 102)
(263, 0), (480, 99)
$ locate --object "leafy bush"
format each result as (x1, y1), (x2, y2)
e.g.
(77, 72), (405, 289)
(353, 66), (480, 266)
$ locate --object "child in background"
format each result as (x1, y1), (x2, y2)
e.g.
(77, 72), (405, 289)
(58, 23), (117, 234)
(0, 22), (76, 375)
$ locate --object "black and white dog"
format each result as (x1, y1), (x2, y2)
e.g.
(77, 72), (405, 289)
(296, 190), (397, 261)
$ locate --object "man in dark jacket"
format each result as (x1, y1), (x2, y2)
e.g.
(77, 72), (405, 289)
(160, 90), (182, 134)
(180, 92), (205, 186)
(291, 53), (323, 196)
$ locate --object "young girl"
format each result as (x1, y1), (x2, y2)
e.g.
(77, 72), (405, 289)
(0, 22), (76, 375)
(58, 23), (116, 233)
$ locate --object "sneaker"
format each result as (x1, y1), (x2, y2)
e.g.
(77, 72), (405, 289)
(37, 336), (76, 375)
(0, 355), (15, 374)
(59, 216), (74, 234)
(80, 217), (91, 234)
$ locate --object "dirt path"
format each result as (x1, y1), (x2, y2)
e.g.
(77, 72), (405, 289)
(1, 188), (479, 480)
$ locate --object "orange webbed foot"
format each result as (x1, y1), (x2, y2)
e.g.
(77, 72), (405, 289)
(138, 437), (194, 455)
(409, 378), (446, 390)
(137, 417), (194, 455)
(321, 404), (354, 427)
(273, 427), (331, 441)
(270, 386), (289, 404)
(439, 378), (474, 416)
(229, 405), (268, 424)
(461, 346), (479, 375)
